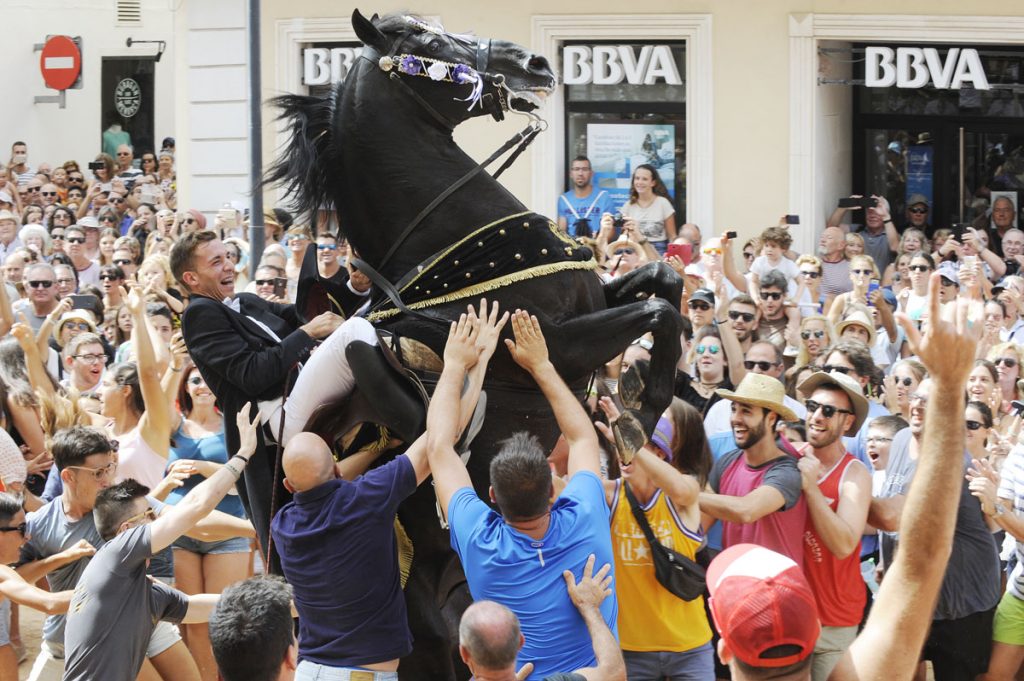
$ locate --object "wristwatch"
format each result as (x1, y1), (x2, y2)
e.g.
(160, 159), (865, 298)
(994, 502), (1007, 517)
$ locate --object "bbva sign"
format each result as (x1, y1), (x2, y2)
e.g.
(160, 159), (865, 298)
(562, 45), (682, 86)
(303, 47), (361, 86)
(865, 46), (990, 90)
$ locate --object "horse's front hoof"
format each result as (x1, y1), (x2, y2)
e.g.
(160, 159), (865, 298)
(618, 363), (646, 411)
(613, 411), (647, 465)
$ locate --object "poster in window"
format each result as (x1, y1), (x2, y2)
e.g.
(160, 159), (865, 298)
(586, 123), (675, 210)
(990, 190), (1019, 230)
(905, 144), (933, 210)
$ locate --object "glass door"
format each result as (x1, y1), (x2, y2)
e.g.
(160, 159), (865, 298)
(954, 126), (1024, 230)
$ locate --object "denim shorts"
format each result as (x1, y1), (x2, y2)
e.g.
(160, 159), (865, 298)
(296, 660), (398, 681)
(173, 535), (251, 555)
(0, 599), (10, 647)
(622, 643), (715, 681)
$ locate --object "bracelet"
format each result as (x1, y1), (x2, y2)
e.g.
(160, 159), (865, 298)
(169, 365), (183, 373)
(233, 454), (251, 464)
(884, 219), (894, 225)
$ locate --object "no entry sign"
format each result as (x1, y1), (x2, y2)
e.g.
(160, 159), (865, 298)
(39, 36), (82, 91)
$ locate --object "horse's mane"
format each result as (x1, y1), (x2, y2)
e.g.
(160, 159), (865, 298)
(261, 86), (343, 224)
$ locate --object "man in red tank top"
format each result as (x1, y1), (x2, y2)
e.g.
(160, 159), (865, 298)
(795, 371), (872, 681)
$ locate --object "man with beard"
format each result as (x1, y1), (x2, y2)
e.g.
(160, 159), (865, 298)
(872, 375), (1001, 679)
(723, 295), (759, 354)
(794, 371), (871, 680)
(699, 373), (807, 566)
(557, 156), (613, 238)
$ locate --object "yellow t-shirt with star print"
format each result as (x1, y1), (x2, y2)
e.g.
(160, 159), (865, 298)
(610, 480), (712, 652)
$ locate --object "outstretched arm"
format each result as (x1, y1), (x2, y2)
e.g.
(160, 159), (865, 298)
(425, 314), (482, 522)
(126, 285), (172, 456)
(837, 273), (981, 680)
(506, 310), (600, 478)
(0, 565), (73, 615)
(698, 486), (787, 525)
(150, 406), (258, 553)
(561, 555), (626, 681)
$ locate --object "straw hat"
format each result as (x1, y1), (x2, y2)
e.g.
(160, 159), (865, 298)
(835, 310), (876, 346)
(52, 310), (97, 344)
(797, 370), (869, 436)
(716, 373), (797, 422)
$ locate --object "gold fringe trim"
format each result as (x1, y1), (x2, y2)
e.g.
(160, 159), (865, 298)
(395, 517), (414, 589)
(398, 210), (534, 293)
(368, 258), (599, 321)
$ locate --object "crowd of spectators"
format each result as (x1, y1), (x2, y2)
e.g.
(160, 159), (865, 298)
(0, 135), (1018, 681)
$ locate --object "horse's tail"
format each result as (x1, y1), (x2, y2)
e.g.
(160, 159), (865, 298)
(261, 86), (341, 220)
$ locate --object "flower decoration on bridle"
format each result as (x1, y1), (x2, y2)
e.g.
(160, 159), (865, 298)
(375, 16), (488, 111)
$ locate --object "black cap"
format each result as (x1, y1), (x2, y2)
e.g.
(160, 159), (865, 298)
(691, 288), (715, 306)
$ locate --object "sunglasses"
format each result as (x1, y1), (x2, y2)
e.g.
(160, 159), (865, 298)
(743, 252), (754, 259)
(696, 344), (720, 355)
(744, 360), (778, 371)
(26, 187), (40, 193)
(893, 376), (914, 387)
(728, 310), (755, 322)
(851, 269), (873, 276)
(801, 330), (826, 340)
(100, 216), (116, 223)
(940, 277), (957, 287)
(759, 291), (782, 301)
(0, 523), (27, 538)
(317, 244), (338, 251)
(688, 301), (711, 311)
(821, 364), (853, 375)
(995, 357), (1019, 368)
(51, 232), (65, 239)
(800, 270), (821, 278)
(66, 237), (86, 244)
(99, 274), (121, 282)
(114, 259), (133, 266)
(703, 248), (722, 256)
(254, 279), (280, 287)
(66, 461), (118, 481)
(109, 198), (124, 204)
(805, 399), (854, 419)
(909, 264), (931, 272)
(909, 207), (928, 214)
(613, 248), (636, 257)
(26, 280), (54, 289)
(965, 420), (984, 431)
(183, 218), (196, 225)
(41, 191), (57, 197)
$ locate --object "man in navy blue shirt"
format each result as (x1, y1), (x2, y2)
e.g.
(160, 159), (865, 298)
(557, 156), (614, 238)
(270, 299), (502, 680)
(428, 305), (617, 681)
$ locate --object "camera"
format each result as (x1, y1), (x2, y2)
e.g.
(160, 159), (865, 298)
(88, 161), (105, 171)
(612, 212), (626, 229)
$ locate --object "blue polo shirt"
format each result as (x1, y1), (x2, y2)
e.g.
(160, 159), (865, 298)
(557, 187), (615, 237)
(448, 470), (617, 681)
(270, 455), (417, 667)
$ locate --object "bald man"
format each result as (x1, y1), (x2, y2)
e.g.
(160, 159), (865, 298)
(269, 301), (499, 680)
(459, 555), (625, 681)
(818, 226), (853, 307)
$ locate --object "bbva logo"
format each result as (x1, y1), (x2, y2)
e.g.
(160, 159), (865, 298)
(865, 47), (990, 91)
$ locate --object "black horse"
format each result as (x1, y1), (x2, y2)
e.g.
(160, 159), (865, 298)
(266, 10), (683, 679)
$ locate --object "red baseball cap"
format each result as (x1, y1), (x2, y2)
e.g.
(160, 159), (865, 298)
(707, 544), (820, 669)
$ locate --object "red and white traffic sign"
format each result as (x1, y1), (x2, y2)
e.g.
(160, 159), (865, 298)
(39, 36), (81, 91)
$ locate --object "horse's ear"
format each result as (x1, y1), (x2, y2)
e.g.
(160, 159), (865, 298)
(352, 9), (386, 50)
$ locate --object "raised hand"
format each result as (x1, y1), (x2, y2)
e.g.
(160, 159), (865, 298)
(504, 310), (550, 373)
(122, 283), (146, 315)
(896, 272), (981, 386)
(57, 539), (96, 564)
(236, 403), (261, 458)
(442, 313), (480, 371)
(467, 298), (509, 361)
(168, 331), (189, 369)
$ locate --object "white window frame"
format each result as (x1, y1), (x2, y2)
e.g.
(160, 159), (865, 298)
(531, 14), (713, 229)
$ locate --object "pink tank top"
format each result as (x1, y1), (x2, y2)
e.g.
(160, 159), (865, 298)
(114, 427), (166, 490)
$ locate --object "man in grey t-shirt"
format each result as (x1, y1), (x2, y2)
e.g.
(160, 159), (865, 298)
(63, 523), (188, 681)
(872, 378), (1001, 678)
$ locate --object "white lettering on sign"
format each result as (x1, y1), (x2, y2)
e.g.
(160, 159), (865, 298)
(865, 46), (989, 90)
(562, 45), (682, 86)
(43, 57), (76, 70)
(302, 47), (361, 86)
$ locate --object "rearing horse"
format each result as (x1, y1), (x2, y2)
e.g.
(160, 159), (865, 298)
(266, 10), (683, 679)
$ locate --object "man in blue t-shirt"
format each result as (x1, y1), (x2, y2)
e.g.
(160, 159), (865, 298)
(557, 156), (614, 238)
(270, 301), (499, 679)
(427, 305), (617, 681)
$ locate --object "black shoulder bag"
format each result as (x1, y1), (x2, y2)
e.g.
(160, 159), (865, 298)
(623, 482), (706, 601)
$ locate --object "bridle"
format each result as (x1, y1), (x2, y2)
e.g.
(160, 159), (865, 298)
(353, 18), (549, 299)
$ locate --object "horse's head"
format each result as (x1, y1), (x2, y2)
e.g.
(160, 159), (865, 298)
(353, 10), (556, 126)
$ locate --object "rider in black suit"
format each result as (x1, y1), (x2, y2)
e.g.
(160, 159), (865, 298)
(172, 231), (343, 559)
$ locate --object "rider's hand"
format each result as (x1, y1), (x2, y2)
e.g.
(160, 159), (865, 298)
(504, 310), (551, 374)
(300, 311), (343, 340)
